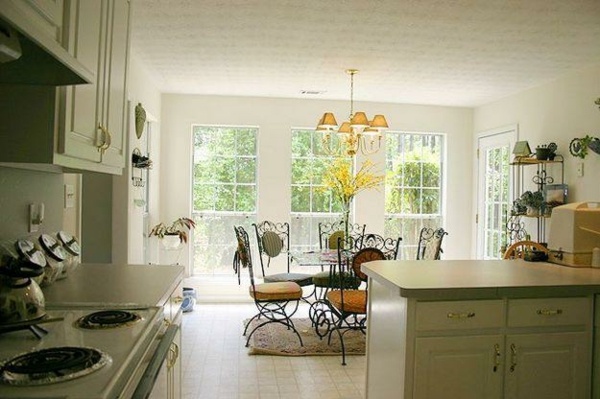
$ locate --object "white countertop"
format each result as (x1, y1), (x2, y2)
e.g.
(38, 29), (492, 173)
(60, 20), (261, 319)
(42, 263), (185, 308)
(362, 259), (600, 299)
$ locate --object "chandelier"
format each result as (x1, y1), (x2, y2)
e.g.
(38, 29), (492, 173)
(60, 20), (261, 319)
(316, 69), (388, 156)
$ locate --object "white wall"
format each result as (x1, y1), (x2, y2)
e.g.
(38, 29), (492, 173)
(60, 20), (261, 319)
(473, 64), (600, 245)
(112, 54), (162, 264)
(160, 95), (474, 272)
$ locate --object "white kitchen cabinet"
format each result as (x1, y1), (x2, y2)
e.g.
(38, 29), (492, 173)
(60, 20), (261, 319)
(1, 0), (64, 41)
(0, 0), (130, 174)
(504, 332), (589, 399)
(366, 286), (593, 399)
(149, 280), (183, 399)
(60, 0), (130, 171)
(414, 335), (504, 399)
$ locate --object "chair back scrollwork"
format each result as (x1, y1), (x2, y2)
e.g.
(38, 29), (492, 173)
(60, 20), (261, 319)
(233, 226), (255, 289)
(252, 221), (290, 275)
(358, 233), (402, 260)
(319, 221), (366, 250)
(416, 227), (448, 260)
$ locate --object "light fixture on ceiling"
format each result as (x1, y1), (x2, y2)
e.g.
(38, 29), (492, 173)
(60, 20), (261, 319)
(316, 69), (388, 156)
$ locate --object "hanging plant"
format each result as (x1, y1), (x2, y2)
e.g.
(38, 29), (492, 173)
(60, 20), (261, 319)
(569, 135), (600, 159)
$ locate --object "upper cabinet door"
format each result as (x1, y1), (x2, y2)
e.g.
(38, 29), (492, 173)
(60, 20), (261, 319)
(60, 0), (103, 164)
(60, 0), (129, 173)
(101, 0), (130, 169)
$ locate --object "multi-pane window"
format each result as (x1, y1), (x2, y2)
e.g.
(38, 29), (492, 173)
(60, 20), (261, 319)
(191, 126), (258, 275)
(385, 132), (445, 259)
(290, 129), (342, 251)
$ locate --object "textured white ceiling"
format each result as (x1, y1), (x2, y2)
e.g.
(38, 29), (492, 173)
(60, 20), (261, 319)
(131, 0), (600, 107)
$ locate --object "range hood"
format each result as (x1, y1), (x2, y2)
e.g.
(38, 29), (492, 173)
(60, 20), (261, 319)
(0, 16), (93, 86)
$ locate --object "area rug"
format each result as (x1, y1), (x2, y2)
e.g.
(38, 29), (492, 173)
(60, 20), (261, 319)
(244, 317), (365, 356)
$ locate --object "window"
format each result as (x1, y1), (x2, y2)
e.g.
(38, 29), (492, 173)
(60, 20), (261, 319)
(290, 129), (342, 251)
(191, 125), (258, 275)
(385, 132), (445, 259)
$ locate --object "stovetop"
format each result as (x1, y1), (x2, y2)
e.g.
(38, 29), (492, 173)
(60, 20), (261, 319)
(0, 307), (163, 398)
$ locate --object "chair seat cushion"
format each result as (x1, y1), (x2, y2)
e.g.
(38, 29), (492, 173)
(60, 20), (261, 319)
(250, 281), (302, 301)
(263, 273), (313, 287)
(312, 271), (361, 289)
(326, 290), (367, 314)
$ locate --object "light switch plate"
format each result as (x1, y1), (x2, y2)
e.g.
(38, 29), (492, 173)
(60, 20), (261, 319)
(577, 162), (584, 177)
(64, 184), (75, 208)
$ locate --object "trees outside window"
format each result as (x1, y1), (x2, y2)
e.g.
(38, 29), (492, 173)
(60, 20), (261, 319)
(385, 132), (445, 259)
(290, 129), (343, 251)
(191, 125), (257, 275)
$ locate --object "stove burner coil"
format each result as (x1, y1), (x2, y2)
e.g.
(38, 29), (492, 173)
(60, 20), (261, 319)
(76, 310), (141, 329)
(0, 346), (110, 385)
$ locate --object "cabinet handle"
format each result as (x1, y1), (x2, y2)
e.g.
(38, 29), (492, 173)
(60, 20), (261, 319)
(493, 344), (501, 372)
(167, 342), (179, 370)
(446, 312), (475, 319)
(510, 343), (517, 372)
(96, 124), (112, 161)
(537, 308), (563, 316)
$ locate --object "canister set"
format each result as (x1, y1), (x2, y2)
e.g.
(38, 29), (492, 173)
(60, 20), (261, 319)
(0, 232), (81, 325)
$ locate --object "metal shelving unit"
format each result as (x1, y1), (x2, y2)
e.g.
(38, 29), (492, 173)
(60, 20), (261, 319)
(507, 155), (564, 244)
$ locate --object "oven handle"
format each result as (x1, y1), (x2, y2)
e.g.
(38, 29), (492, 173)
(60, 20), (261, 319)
(132, 323), (179, 399)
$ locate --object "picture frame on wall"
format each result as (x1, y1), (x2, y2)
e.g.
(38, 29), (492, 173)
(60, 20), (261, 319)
(544, 184), (568, 215)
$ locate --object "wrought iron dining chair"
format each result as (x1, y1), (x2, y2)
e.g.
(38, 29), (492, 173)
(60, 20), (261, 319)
(325, 238), (385, 365)
(358, 233), (402, 260)
(416, 227), (448, 260)
(252, 221), (314, 290)
(318, 221), (366, 250)
(312, 221), (366, 294)
(233, 225), (304, 347)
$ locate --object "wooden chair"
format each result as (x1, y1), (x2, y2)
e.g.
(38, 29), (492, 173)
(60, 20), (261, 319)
(325, 239), (386, 365)
(503, 240), (549, 260)
(416, 227), (448, 260)
(252, 221), (314, 289)
(233, 225), (304, 347)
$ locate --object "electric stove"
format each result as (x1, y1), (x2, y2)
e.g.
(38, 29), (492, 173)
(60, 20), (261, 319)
(0, 307), (163, 398)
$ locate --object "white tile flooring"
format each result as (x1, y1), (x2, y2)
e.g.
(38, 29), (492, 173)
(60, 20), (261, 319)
(181, 303), (366, 399)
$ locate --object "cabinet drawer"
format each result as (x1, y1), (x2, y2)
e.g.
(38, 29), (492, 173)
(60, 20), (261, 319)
(508, 297), (591, 328)
(416, 300), (504, 331)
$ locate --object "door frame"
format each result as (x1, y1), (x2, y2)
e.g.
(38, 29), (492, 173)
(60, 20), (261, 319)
(474, 124), (518, 259)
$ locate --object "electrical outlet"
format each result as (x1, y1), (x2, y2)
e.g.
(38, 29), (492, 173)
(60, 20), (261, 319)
(577, 162), (584, 177)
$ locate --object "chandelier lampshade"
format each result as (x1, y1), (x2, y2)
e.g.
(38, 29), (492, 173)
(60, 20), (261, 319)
(316, 69), (388, 156)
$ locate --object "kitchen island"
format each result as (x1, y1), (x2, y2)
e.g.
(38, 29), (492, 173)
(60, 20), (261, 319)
(362, 259), (600, 399)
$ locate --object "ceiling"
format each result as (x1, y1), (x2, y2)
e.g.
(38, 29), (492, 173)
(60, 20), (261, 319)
(130, 0), (600, 107)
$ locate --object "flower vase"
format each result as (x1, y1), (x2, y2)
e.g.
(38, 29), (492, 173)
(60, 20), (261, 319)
(342, 200), (351, 249)
(161, 235), (182, 250)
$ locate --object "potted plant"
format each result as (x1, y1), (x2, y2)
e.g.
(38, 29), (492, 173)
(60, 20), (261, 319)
(149, 217), (196, 249)
(516, 190), (545, 216)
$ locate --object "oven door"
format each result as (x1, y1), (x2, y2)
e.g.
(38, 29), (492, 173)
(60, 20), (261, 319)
(131, 323), (180, 398)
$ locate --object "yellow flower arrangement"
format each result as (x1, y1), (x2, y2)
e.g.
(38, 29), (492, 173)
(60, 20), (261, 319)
(321, 158), (385, 209)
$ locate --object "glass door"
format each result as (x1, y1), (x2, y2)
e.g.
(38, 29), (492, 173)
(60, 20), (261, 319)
(476, 127), (516, 259)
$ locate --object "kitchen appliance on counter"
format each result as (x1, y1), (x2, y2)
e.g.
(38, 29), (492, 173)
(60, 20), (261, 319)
(548, 202), (600, 267)
(0, 306), (169, 398)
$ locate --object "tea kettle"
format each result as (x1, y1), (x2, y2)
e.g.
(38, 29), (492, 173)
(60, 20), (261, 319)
(0, 258), (45, 325)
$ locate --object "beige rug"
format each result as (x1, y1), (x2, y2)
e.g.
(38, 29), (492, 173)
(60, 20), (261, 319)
(245, 317), (366, 356)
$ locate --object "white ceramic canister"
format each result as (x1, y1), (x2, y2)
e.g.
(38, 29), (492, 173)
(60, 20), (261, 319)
(56, 231), (81, 276)
(38, 234), (66, 283)
(14, 239), (48, 286)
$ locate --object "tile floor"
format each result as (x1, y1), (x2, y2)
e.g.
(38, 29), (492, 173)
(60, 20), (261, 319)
(181, 302), (366, 399)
